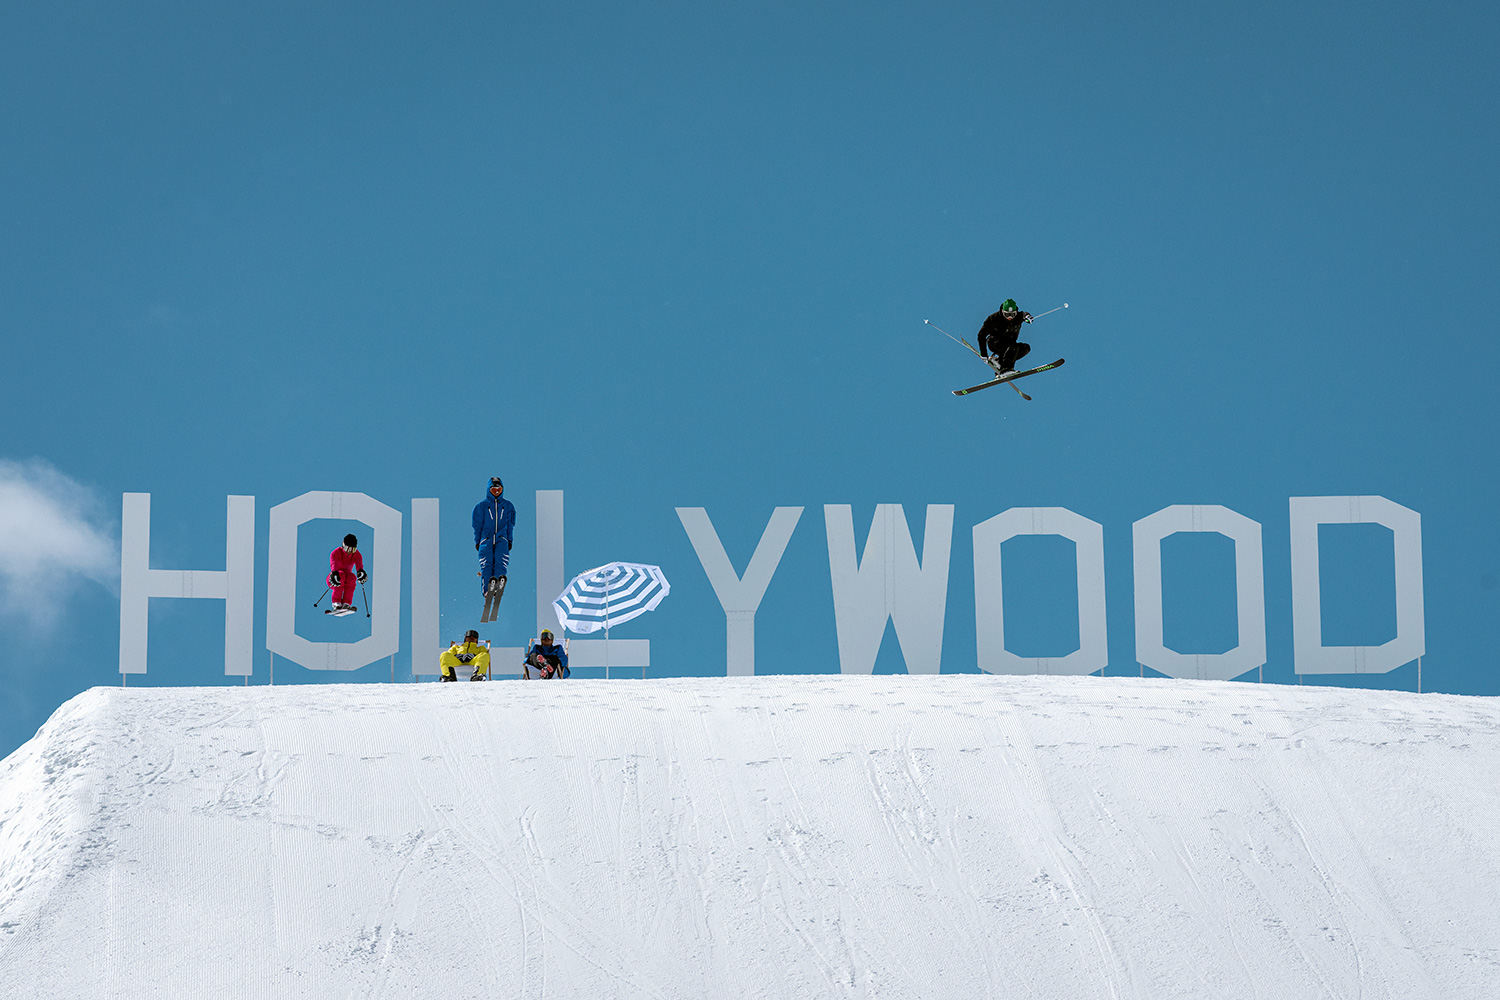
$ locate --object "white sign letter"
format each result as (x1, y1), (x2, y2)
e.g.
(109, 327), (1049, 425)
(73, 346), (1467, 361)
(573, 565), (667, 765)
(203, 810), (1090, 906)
(118, 493), (255, 677)
(266, 492), (402, 670)
(825, 505), (953, 675)
(1132, 505), (1266, 680)
(540, 491), (647, 673)
(678, 506), (802, 676)
(410, 498), (440, 674)
(1290, 495), (1424, 675)
(972, 507), (1106, 675)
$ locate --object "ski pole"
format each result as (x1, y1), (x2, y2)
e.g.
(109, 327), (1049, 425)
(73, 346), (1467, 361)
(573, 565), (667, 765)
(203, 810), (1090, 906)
(312, 585), (330, 608)
(924, 318), (972, 352)
(361, 580), (371, 618)
(1029, 302), (1069, 321)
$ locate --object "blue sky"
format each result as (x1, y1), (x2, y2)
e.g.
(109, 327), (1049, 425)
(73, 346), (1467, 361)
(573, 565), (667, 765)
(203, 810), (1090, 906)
(2, 1), (1498, 756)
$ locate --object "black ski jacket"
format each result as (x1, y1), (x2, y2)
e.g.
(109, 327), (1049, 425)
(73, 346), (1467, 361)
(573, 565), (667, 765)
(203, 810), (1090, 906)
(976, 308), (1032, 357)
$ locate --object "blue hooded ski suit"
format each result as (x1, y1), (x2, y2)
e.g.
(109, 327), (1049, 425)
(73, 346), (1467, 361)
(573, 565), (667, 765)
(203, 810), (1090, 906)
(473, 481), (517, 595)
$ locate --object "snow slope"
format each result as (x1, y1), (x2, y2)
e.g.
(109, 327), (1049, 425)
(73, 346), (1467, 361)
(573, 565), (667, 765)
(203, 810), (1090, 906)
(1, 676), (1498, 999)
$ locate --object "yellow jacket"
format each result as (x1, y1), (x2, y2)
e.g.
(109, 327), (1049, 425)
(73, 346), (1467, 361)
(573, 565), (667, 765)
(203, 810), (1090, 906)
(440, 641), (491, 679)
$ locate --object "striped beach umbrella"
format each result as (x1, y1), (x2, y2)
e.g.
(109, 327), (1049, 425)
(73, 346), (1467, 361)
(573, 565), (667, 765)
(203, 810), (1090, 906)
(553, 561), (670, 635)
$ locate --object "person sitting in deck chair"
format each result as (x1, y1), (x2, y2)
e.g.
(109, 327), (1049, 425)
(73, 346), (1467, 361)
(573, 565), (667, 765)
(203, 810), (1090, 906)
(524, 629), (569, 679)
(441, 629), (491, 682)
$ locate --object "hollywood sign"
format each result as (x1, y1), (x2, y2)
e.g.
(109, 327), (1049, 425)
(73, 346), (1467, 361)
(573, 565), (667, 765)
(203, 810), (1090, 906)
(118, 491), (1423, 681)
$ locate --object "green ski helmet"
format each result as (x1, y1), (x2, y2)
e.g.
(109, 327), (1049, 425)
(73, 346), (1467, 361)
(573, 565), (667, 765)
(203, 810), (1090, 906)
(1000, 298), (1019, 314)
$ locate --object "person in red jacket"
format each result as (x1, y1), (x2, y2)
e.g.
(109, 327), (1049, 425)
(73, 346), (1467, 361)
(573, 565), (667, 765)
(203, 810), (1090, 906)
(327, 534), (367, 614)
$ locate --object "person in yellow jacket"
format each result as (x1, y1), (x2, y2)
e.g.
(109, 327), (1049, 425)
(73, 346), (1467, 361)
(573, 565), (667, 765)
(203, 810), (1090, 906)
(440, 629), (491, 681)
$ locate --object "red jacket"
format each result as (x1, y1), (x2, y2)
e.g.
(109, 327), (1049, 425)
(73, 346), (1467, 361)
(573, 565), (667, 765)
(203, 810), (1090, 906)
(329, 547), (364, 580)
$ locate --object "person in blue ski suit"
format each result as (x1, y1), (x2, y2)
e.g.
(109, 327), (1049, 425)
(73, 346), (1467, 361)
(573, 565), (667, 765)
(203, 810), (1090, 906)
(473, 477), (516, 596)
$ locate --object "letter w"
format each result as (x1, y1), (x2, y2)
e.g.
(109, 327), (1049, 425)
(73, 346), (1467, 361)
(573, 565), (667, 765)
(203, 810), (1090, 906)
(825, 505), (954, 674)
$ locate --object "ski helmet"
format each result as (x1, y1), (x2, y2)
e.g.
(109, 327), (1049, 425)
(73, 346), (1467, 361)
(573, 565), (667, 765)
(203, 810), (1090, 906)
(489, 477), (503, 491)
(343, 533), (358, 547)
(464, 629), (479, 642)
(1000, 299), (1019, 314)
(540, 629), (553, 641)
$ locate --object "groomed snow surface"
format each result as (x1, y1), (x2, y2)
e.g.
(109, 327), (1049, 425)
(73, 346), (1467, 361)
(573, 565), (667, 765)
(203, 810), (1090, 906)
(1, 676), (1498, 999)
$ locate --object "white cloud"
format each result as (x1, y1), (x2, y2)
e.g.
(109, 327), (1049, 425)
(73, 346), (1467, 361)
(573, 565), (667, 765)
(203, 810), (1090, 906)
(0, 459), (118, 631)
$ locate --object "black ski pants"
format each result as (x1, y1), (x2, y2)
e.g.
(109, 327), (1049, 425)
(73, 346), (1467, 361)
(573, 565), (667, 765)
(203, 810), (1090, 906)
(981, 334), (1030, 370)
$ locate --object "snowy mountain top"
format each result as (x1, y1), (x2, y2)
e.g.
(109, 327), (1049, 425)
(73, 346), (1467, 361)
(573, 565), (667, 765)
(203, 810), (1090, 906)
(2, 675), (1499, 998)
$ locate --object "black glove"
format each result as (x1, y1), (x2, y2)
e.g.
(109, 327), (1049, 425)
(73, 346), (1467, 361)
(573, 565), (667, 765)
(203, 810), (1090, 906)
(330, 570), (341, 586)
(356, 569), (367, 583)
(456, 652), (474, 664)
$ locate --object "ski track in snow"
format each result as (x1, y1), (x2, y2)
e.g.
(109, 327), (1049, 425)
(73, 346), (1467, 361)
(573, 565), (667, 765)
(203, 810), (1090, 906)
(0, 675), (1498, 999)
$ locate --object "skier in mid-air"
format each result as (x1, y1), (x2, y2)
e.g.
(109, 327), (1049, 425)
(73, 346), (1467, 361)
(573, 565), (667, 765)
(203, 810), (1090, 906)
(473, 477), (515, 609)
(327, 534), (367, 615)
(925, 298), (1066, 397)
(976, 299), (1033, 374)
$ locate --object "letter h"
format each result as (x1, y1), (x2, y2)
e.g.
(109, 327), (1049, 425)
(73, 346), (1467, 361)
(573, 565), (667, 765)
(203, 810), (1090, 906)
(118, 493), (255, 677)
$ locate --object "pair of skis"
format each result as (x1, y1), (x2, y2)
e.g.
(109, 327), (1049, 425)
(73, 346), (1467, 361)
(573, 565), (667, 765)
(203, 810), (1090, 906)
(924, 306), (1067, 398)
(481, 575), (506, 623)
(953, 358), (1065, 397)
(317, 580), (368, 617)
